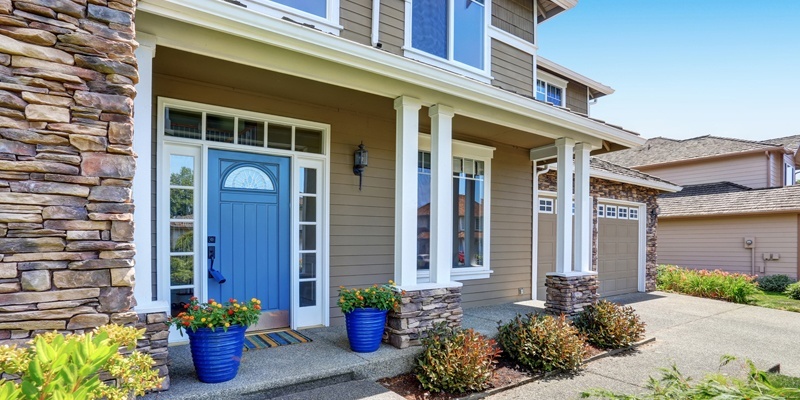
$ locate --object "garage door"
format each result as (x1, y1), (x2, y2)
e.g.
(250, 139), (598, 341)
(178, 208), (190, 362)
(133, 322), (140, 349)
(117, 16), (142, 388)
(597, 205), (640, 296)
(536, 212), (556, 301)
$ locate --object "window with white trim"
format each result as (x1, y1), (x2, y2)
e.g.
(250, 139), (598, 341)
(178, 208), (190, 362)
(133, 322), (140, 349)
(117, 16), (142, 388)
(628, 207), (639, 220)
(605, 205), (617, 218)
(535, 71), (567, 107)
(227, 0), (342, 35)
(618, 207), (628, 219)
(597, 204), (605, 218)
(406, 0), (490, 81)
(786, 163), (795, 187)
(416, 138), (493, 280)
(539, 198), (554, 213)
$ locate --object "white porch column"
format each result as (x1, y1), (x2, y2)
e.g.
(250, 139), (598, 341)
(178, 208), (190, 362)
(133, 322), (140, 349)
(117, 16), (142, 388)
(573, 142), (592, 273)
(554, 138), (575, 274)
(394, 96), (422, 287)
(429, 104), (454, 284)
(132, 33), (157, 310)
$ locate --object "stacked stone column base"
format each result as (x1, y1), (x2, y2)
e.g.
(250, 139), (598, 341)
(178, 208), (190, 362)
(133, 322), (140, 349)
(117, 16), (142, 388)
(544, 273), (599, 316)
(385, 286), (462, 349)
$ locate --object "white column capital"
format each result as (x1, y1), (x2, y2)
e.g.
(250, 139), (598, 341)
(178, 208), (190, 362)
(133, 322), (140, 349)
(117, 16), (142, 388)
(555, 137), (576, 148)
(135, 32), (157, 56)
(428, 104), (454, 118)
(394, 96), (422, 111)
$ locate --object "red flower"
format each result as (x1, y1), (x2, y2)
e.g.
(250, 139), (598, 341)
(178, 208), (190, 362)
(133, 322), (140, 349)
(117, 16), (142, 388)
(183, 304), (189, 309)
(228, 310), (234, 315)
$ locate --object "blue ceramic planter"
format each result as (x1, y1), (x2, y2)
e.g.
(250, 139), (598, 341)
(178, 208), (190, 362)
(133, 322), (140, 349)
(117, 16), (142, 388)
(186, 324), (247, 383)
(344, 307), (388, 353)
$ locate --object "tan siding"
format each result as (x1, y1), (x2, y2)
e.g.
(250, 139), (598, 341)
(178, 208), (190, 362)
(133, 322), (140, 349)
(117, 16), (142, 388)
(565, 81), (588, 115)
(491, 0), (534, 43)
(491, 39), (533, 97)
(461, 144), (532, 308)
(659, 215), (799, 279)
(340, 0), (372, 46)
(768, 153), (781, 187)
(377, 0), (404, 55)
(640, 153), (768, 188)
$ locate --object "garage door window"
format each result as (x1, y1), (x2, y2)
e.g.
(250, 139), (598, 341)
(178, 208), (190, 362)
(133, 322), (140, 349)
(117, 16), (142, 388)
(628, 208), (638, 220)
(605, 205), (617, 218)
(618, 207), (628, 219)
(539, 198), (554, 214)
(598, 204), (604, 217)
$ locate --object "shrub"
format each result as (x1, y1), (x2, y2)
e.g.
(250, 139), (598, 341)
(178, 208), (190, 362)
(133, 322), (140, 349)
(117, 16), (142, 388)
(581, 357), (800, 399)
(0, 325), (163, 400)
(657, 265), (760, 304)
(756, 274), (796, 293)
(415, 322), (501, 393)
(786, 282), (800, 300)
(574, 300), (646, 349)
(497, 313), (586, 373)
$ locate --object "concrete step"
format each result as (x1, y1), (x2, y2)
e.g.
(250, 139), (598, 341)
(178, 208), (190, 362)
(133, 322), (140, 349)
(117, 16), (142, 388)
(264, 379), (404, 400)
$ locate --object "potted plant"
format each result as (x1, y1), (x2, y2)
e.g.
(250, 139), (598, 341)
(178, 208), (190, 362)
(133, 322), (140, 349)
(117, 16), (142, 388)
(168, 297), (262, 383)
(338, 281), (403, 352)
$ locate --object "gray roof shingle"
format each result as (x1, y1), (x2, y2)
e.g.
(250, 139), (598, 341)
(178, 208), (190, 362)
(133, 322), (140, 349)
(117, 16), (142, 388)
(660, 184), (800, 218)
(762, 134), (800, 151)
(590, 158), (678, 187)
(596, 135), (783, 167)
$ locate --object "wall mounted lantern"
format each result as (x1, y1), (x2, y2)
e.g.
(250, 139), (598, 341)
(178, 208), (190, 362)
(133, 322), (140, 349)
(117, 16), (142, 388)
(650, 205), (660, 220)
(353, 142), (368, 191)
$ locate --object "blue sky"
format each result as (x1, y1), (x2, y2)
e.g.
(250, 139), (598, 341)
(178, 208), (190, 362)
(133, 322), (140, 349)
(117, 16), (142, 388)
(537, 0), (800, 142)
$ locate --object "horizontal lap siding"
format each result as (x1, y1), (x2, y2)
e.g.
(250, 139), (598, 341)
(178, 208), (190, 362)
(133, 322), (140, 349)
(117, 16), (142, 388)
(341, 0), (372, 46)
(491, 0), (535, 43)
(461, 143), (532, 307)
(491, 40), (533, 97)
(641, 154), (768, 188)
(658, 215), (799, 279)
(378, 0), (404, 54)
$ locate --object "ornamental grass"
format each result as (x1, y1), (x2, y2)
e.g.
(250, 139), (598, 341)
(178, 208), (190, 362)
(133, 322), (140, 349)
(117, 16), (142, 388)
(656, 265), (760, 304)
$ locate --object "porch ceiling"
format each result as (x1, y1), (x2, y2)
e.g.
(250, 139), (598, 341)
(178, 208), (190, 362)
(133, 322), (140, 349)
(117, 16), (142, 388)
(154, 47), (554, 149)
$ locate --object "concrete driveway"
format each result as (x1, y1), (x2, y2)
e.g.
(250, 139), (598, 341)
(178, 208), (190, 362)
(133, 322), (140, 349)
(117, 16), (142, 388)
(489, 291), (800, 399)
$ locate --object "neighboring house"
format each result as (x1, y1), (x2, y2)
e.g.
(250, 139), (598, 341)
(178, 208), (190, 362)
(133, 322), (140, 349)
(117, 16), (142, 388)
(598, 135), (800, 279)
(0, 0), (677, 386)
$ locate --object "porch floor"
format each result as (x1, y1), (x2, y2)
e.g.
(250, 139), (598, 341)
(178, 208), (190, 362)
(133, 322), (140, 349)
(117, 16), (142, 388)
(144, 300), (547, 399)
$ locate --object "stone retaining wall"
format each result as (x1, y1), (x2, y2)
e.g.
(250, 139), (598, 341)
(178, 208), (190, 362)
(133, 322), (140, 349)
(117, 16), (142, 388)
(544, 273), (599, 316)
(385, 286), (462, 349)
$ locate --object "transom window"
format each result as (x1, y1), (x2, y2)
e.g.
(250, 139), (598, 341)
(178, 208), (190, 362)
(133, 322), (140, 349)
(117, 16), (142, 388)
(535, 71), (568, 107)
(164, 107), (323, 154)
(406, 0), (490, 81)
(598, 203), (639, 220)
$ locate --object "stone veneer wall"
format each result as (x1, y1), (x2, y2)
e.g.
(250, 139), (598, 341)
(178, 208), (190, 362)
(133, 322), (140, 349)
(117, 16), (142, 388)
(544, 274), (598, 316)
(385, 286), (462, 348)
(0, 0), (167, 384)
(539, 172), (661, 291)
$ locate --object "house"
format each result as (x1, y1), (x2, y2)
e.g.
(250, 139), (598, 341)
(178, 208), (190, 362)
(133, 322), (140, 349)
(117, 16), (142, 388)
(0, 0), (683, 386)
(598, 135), (800, 279)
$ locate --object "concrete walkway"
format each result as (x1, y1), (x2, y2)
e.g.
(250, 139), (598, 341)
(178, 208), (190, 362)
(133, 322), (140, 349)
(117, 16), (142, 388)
(146, 291), (800, 399)
(490, 291), (800, 399)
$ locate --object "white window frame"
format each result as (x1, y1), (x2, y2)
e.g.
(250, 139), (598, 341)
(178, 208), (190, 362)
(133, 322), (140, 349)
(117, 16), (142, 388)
(231, 0), (342, 35)
(539, 198), (554, 214)
(417, 134), (494, 281)
(157, 98), (330, 341)
(628, 207), (639, 220)
(618, 206), (628, 219)
(605, 205), (617, 218)
(785, 163), (795, 187)
(403, 0), (493, 83)
(597, 204), (605, 218)
(536, 70), (568, 107)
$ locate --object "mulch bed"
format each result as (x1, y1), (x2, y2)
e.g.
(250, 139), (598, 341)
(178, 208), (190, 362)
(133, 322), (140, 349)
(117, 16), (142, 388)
(378, 344), (605, 400)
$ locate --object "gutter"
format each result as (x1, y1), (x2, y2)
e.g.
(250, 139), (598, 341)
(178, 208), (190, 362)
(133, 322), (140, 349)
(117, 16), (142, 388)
(633, 147), (790, 171)
(537, 56), (614, 97)
(138, 0), (646, 149)
(660, 209), (800, 220)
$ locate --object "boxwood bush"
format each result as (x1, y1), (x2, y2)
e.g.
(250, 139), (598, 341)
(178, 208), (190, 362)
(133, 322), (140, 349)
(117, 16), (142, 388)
(415, 323), (501, 393)
(574, 300), (645, 349)
(657, 265), (760, 304)
(756, 274), (796, 293)
(497, 313), (586, 373)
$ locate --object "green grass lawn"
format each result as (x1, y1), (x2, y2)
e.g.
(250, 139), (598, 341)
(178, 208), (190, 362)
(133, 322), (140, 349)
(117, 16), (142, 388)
(751, 291), (800, 313)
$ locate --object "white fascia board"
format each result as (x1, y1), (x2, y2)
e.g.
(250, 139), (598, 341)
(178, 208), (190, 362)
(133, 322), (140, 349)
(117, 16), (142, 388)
(549, 0), (577, 12)
(538, 57), (615, 96)
(590, 168), (682, 193)
(138, 0), (645, 149)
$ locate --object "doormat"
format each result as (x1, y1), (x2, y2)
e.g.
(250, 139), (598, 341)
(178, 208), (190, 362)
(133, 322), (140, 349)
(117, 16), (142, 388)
(243, 329), (312, 351)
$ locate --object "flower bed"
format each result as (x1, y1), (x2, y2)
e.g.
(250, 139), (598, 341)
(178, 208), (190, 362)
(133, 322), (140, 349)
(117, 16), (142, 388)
(656, 265), (760, 304)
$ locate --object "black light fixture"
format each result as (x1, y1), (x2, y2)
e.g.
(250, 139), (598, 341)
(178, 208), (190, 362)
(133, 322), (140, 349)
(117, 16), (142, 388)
(353, 142), (368, 191)
(650, 205), (660, 220)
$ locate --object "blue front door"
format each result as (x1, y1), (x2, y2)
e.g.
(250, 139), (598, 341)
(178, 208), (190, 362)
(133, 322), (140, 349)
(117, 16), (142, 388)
(208, 149), (290, 330)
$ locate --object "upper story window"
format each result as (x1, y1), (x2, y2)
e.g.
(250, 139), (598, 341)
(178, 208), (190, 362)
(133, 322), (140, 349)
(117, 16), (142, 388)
(236, 0), (342, 35)
(405, 0), (491, 82)
(535, 70), (568, 107)
(785, 163), (795, 187)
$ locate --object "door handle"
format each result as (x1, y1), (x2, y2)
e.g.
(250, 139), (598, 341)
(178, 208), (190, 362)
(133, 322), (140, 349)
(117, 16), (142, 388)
(207, 245), (226, 284)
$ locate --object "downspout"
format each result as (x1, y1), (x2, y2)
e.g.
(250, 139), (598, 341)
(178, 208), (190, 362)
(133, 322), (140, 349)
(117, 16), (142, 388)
(531, 161), (554, 300)
(371, 0), (381, 47)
